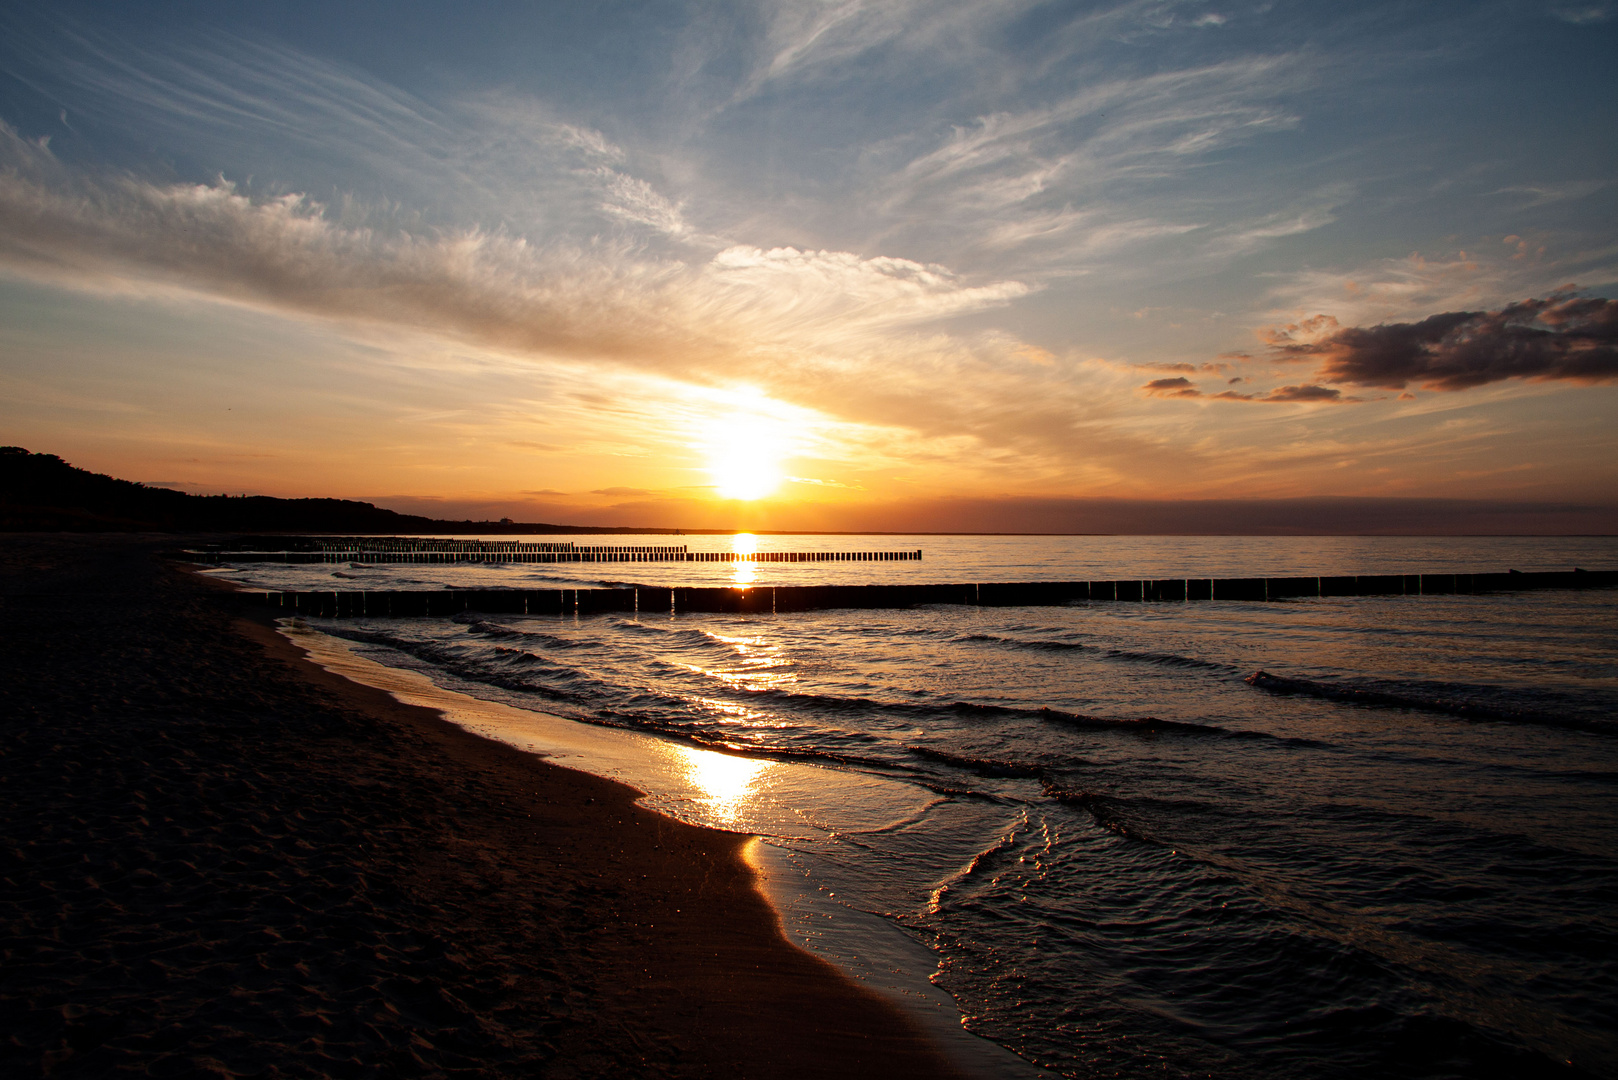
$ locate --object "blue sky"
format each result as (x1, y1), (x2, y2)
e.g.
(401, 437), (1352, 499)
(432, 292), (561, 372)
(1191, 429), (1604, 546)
(1, 1), (1614, 529)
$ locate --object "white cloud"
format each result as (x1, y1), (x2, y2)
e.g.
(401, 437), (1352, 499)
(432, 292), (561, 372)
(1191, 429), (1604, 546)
(704, 245), (1029, 330)
(866, 57), (1305, 273)
(595, 168), (690, 236)
(1549, 4), (1613, 24)
(1486, 181), (1608, 207)
(1257, 249), (1557, 328)
(731, 0), (1021, 101)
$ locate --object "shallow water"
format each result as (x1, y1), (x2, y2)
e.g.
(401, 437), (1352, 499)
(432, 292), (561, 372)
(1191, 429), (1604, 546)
(216, 536), (1618, 1078)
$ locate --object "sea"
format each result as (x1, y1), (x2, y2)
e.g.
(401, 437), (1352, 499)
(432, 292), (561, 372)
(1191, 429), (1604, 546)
(207, 535), (1618, 1079)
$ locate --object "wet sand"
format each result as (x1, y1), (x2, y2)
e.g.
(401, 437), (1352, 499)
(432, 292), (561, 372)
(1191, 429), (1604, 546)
(0, 535), (968, 1078)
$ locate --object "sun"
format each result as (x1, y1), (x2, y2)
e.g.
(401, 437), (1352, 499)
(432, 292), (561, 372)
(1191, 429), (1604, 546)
(705, 413), (786, 500)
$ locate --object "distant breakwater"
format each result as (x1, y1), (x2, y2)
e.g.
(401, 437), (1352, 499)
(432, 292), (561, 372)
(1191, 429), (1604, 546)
(179, 541), (922, 565)
(243, 569), (1616, 618)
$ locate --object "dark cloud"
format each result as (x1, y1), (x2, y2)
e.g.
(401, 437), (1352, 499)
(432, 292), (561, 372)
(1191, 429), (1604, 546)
(1266, 289), (1618, 391)
(1152, 379), (1348, 403)
(1140, 362), (1230, 376)
(1260, 384), (1343, 402)
(1142, 376), (1201, 397)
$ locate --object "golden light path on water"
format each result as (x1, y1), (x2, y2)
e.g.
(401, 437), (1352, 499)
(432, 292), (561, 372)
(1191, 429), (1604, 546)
(675, 745), (776, 826)
(732, 532), (758, 587)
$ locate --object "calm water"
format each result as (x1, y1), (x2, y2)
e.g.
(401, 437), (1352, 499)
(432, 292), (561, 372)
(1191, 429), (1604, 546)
(214, 536), (1618, 1078)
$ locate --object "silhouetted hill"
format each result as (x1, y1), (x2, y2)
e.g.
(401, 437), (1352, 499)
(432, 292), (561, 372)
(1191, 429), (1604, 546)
(0, 448), (670, 534)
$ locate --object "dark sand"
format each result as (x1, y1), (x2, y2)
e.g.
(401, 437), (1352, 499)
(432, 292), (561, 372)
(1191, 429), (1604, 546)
(0, 535), (969, 1078)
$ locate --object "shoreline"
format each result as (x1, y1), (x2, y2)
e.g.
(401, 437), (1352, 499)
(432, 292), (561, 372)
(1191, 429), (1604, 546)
(272, 614), (1045, 1080)
(0, 534), (972, 1077)
(245, 613), (982, 1077)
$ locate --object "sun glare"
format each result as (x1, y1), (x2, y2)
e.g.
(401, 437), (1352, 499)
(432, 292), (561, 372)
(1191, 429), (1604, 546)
(705, 413), (786, 500)
(730, 533), (759, 587)
(679, 745), (773, 824)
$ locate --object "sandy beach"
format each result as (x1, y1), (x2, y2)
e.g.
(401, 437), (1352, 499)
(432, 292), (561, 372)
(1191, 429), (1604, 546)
(0, 535), (967, 1078)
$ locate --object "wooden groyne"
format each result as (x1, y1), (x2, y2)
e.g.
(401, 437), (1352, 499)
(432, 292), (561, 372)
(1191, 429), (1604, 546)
(246, 568), (1616, 618)
(181, 542), (922, 565)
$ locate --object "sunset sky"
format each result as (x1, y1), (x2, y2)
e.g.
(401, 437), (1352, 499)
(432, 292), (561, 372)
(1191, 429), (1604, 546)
(1, 1), (1614, 531)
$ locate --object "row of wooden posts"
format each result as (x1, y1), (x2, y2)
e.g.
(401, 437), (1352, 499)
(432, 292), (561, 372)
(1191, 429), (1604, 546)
(185, 549), (924, 564)
(249, 568), (1614, 618)
(311, 538), (621, 553)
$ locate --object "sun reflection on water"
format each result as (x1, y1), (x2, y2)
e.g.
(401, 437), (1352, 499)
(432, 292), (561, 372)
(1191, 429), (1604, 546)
(731, 532), (758, 588)
(679, 745), (774, 824)
(684, 624), (795, 692)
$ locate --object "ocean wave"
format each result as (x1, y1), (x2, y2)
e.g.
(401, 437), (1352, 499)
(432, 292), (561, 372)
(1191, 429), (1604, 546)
(929, 815), (1034, 911)
(1035, 706), (1234, 737)
(1244, 670), (1616, 732)
(958, 630), (1245, 672)
(911, 781), (1007, 801)
(721, 688), (1227, 739)
(603, 618), (755, 653)
(453, 615), (615, 652)
(574, 718), (903, 772)
(907, 745), (1046, 778)
(956, 632), (1088, 652)
(327, 627), (611, 708)
(331, 621), (1277, 750)
(1101, 647), (1239, 672)
(1040, 782), (1163, 844)
(346, 640), (903, 771)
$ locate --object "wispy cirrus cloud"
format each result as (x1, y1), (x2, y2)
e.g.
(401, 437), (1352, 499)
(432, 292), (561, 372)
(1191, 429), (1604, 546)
(733, 0), (1258, 103)
(729, 0), (1031, 103)
(1253, 237), (1618, 349)
(872, 56), (1308, 273)
(0, 128), (1025, 366)
(1487, 181), (1608, 207)
(3, 24), (717, 251)
(680, 1), (1325, 279)
(1549, 4), (1614, 24)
